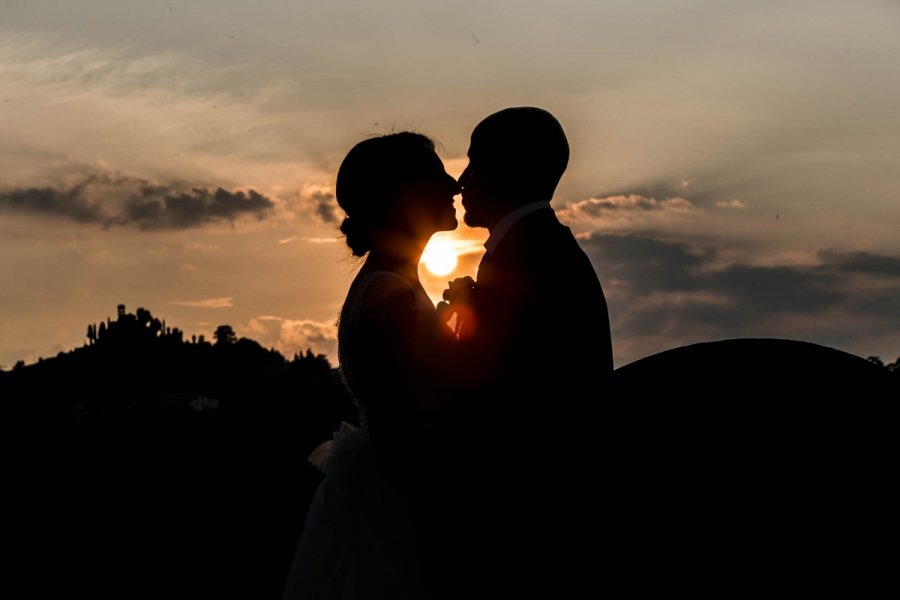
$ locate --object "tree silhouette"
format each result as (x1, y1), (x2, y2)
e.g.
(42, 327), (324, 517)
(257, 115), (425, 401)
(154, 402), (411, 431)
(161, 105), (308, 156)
(0, 304), (359, 598)
(214, 325), (237, 346)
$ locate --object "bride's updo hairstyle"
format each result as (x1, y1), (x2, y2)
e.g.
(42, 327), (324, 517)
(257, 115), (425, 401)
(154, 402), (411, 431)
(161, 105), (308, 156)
(336, 132), (437, 257)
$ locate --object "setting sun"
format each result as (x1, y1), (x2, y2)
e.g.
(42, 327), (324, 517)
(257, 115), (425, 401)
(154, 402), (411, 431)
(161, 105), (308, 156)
(422, 239), (458, 276)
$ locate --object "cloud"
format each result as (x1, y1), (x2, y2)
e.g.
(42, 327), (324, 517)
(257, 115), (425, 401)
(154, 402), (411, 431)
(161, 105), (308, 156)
(0, 172), (274, 230)
(240, 317), (268, 336)
(716, 200), (746, 209)
(818, 250), (900, 278)
(279, 236), (340, 245)
(579, 232), (900, 364)
(300, 184), (341, 224)
(582, 232), (709, 293)
(559, 194), (696, 232)
(583, 231), (846, 322)
(231, 315), (337, 364)
(568, 195), (695, 214)
(184, 242), (222, 251)
(169, 297), (233, 308)
(275, 319), (338, 363)
(0, 184), (103, 224)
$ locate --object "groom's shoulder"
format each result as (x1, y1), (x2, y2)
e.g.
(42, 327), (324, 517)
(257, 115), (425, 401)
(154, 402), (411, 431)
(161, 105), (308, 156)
(516, 208), (586, 259)
(505, 207), (566, 244)
(491, 210), (569, 260)
(496, 211), (597, 286)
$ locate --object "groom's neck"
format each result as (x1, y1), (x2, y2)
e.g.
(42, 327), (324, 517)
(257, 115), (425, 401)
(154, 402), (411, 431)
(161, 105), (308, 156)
(485, 196), (550, 232)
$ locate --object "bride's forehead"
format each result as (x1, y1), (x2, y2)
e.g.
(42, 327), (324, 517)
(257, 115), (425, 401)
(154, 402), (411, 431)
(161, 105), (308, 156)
(399, 149), (445, 173)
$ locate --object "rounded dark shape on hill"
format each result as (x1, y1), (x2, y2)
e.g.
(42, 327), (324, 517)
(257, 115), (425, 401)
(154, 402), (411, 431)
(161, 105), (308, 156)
(612, 337), (891, 398)
(602, 338), (895, 583)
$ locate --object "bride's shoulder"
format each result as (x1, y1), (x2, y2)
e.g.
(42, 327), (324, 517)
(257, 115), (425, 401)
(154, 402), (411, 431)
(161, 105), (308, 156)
(348, 270), (421, 320)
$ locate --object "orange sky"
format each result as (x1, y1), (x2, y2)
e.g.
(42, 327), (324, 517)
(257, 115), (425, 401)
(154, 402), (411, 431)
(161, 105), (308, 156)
(1, 1), (899, 368)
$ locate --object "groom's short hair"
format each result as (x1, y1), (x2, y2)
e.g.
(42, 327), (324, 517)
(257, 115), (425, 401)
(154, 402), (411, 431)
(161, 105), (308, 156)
(470, 107), (569, 203)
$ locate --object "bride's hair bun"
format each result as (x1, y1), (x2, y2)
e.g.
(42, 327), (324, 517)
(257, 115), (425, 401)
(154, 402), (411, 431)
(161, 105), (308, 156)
(339, 216), (369, 257)
(335, 132), (436, 257)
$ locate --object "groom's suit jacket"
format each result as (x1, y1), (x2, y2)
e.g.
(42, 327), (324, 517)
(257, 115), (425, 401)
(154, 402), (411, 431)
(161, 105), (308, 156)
(451, 205), (613, 593)
(459, 205), (612, 418)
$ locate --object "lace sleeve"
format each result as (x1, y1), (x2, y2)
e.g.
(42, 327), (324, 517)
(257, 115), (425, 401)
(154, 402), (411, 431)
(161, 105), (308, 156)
(342, 271), (456, 458)
(354, 271), (453, 353)
(357, 271), (422, 323)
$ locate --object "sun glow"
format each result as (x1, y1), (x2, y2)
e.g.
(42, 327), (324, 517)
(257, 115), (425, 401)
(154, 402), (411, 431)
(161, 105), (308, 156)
(422, 238), (458, 276)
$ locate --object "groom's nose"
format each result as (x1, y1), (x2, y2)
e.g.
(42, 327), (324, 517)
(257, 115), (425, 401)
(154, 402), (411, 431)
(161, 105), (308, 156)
(459, 164), (471, 188)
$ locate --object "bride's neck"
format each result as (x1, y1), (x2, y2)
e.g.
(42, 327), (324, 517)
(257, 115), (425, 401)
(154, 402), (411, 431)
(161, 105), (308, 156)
(364, 234), (427, 282)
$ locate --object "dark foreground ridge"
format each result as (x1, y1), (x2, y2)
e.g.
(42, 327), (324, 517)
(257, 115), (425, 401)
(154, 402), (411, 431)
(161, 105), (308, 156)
(605, 338), (898, 592)
(4, 305), (356, 599)
(2, 308), (897, 597)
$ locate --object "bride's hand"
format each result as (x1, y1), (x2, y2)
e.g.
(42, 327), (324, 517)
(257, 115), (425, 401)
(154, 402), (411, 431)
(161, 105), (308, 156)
(437, 276), (475, 332)
(436, 300), (454, 325)
(442, 276), (475, 305)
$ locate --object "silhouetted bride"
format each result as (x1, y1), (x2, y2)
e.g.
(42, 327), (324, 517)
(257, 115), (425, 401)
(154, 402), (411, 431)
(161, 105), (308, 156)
(282, 132), (460, 600)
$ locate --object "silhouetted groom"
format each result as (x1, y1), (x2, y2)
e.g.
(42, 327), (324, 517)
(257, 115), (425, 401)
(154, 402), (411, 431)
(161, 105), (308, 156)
(444, 107), (614, 595)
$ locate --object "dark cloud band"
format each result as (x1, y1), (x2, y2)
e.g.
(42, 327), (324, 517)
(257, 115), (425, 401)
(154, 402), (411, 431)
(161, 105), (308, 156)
(581, 231), (900, 344)
(0, 173), (274, 230)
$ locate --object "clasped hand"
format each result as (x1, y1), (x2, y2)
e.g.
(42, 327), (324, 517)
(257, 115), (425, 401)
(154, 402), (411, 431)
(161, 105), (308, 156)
(436, 276), (475, 334)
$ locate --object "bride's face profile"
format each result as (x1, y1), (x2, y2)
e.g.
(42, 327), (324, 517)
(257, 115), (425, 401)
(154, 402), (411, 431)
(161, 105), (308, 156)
(391, 148), (459, 238)
(336, 133), (458, 258)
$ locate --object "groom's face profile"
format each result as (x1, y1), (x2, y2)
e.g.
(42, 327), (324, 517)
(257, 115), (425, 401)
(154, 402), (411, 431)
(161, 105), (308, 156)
(460, 107), (569, 230)
(459, 111), (513, 229)
(459, 151), (493, 229)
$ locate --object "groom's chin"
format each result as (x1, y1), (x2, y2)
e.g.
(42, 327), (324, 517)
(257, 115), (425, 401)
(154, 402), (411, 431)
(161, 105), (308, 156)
(462, 212), (481, 228)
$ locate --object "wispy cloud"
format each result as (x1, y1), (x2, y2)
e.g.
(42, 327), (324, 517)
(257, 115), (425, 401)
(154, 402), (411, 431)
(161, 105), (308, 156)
(0, 172), (274, 230)
(567, 195), (695, 214)
(559, 194), (696, 231)
(716, 200), (746, 209)
(278, 236), (339, 245)
(169, 297), (233, 308)
(184, 242), (222, 251)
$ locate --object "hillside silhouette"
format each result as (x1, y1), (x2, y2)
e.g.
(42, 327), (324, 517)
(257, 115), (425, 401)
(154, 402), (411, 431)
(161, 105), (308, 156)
(3, 305), (356, 598)
(2, 307), (897, 597)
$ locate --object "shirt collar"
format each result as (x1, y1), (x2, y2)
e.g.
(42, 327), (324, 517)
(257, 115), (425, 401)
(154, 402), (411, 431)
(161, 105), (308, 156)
(483, 201), (552, 255)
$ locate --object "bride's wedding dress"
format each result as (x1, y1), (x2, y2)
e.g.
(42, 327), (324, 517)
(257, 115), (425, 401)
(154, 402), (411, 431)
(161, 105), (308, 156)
(283, 270), (455, 600)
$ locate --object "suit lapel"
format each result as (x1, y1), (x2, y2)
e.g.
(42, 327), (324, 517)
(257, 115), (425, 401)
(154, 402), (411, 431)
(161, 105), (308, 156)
(462, 209), (555, 341)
